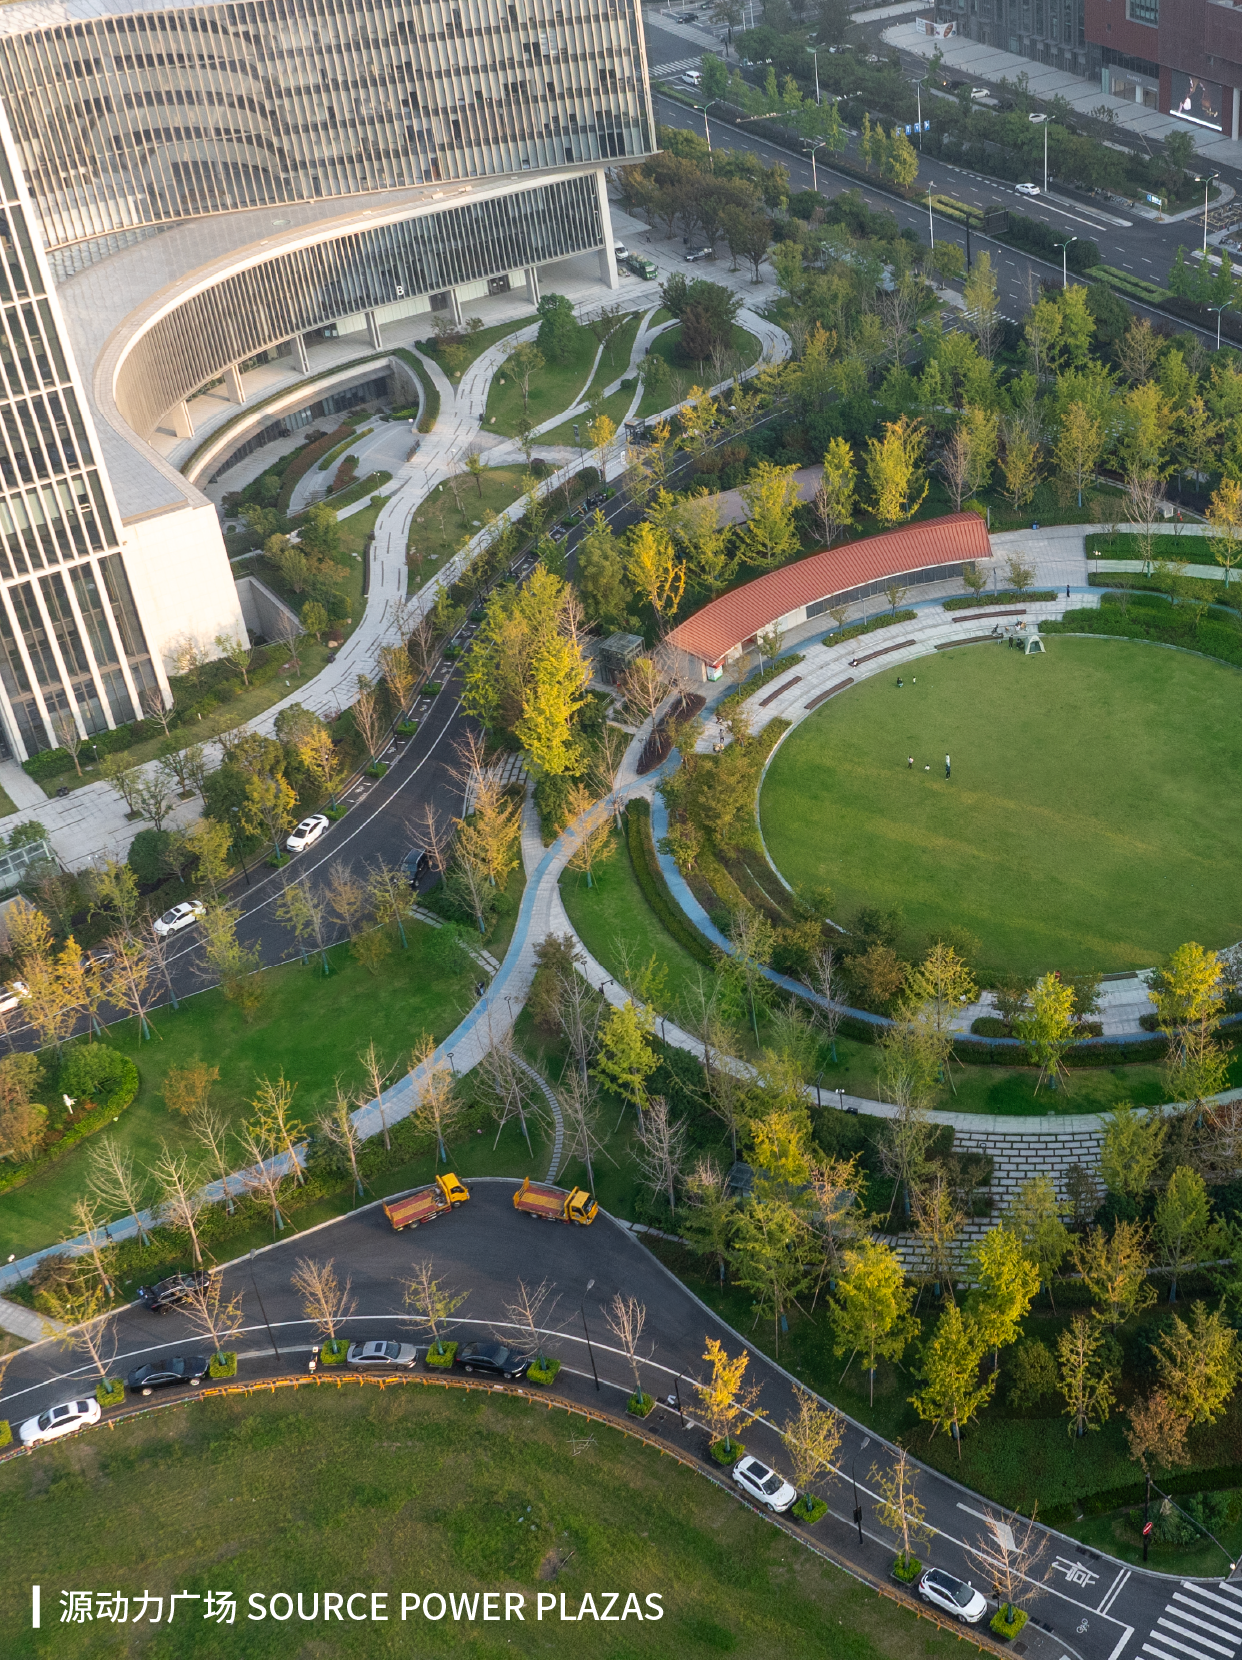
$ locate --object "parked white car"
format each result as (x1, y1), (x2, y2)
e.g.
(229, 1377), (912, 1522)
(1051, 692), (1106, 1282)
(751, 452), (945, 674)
(732, 1455), (797, 1512)
(152, 900), (205, 938)
(286, 813), (330, 853)
(681, 68), (702, 86)
(0, 979), (29, 1014)
(919, 1568), (988, 1624)
(1015, 182), (1040, 196)
(19, 1397), (101, 1446)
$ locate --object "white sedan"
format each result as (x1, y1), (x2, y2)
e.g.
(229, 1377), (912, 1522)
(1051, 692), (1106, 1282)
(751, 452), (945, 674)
(0, 979), (29, 1014)
(919, 1568), (988, 1624)
(286, 813), (330, 853)
(732, 1455), (797, 1512)
(345, 1340), (419, 1368)
(20, 1397), (101, 1446)
(153, 900), (205, 938)
(1015, 182), (1040, 196)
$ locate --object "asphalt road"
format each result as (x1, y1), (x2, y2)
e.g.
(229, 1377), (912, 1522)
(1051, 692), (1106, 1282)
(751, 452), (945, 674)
(2, 1181), (1232, 1660)
(642, 17), (1233, 335)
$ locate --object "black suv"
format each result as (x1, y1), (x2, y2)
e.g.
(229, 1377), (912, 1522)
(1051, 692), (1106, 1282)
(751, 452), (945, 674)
(136, 1270), (214, 1312)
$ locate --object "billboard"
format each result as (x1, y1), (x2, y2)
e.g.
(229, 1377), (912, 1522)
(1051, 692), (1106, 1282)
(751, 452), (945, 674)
(1170, 71), (1223, 131)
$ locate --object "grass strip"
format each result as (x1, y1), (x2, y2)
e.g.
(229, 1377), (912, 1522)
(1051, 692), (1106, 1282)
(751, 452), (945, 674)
(391, 346), (440, 432)
(626, 799), (720, 969)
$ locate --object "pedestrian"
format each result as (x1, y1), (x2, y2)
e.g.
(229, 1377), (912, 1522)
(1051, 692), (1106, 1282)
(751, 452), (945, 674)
(896, 675), (903, 687)
(945, 754), (951, 779)
(908, 755), (914, 768)
(924, 764), (930, 771)
(1066, 582), (1070, 598)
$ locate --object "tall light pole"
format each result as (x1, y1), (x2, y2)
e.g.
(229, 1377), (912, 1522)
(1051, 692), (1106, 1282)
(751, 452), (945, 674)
(1054, 234), (1076, 288)
(808, 138), (826, 194)
(1043, 118), (1049, 195)
(915, 77), (924, 149)
(1196, 172), (1219, 255)
(806, 44), (820, 105)
(927, 180), (935, 249)
(1210, 303), (1227, 350)
(696, 98), (724, 165)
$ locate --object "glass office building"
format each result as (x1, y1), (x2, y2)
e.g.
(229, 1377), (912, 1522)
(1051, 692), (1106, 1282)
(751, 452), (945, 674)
(0, 0), (653, 763)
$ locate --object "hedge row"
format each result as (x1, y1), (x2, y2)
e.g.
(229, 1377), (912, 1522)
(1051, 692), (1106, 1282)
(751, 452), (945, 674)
(625, 799), (720, 970)
(392, 348), (440, 434)
(942, 590), (1056, 611)
(822, 608), (916, 648)
(274, 423), (353, 514)
(1042, 1463), (1242, 1529)
(716, 653), (805, 723)
(1043, 605), (1242, 670)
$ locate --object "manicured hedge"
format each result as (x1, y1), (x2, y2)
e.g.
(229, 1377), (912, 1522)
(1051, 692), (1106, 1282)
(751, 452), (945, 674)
(392, 348), (440, 434)
(716, 654), (806, 723)
(1043, 604), (1242, 670)
(942, 590), (1056, 611)
(626, 799), (720, 970)
(1042, 1463), (1242, 1529)
(275, 424), (352, 514)
(822, 609), (916, 648)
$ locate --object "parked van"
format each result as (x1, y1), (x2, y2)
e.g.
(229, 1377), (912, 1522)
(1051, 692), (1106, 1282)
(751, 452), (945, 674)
(681, 69), (702, 86)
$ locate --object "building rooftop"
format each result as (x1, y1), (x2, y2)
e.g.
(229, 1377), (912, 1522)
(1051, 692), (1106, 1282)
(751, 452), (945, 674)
(665, 513), (993, 666)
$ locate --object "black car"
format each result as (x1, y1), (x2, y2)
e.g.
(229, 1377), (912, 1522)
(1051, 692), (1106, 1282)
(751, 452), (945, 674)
(401, 848), (432, 888)
(126, 1356), (211, 1395)
(455, 1341), (531, 1380)
(136, 1270), (214, 1312)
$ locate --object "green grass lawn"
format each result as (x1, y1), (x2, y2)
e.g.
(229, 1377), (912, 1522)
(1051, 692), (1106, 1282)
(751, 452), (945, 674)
(0, 1386), (968, 1660)
(422, 313), (536, 380)
(636, 324), (762, 420)
(486, 326), (605, 438)
(760, 637), (1242, 978)
(0, 921), (482, 1260)
(407, 466), (527, 593)
(538, 385), (634, 450)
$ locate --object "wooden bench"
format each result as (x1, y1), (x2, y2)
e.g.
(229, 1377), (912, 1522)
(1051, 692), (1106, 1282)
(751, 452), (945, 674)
(804, 677), (855, 711)
(936, 635), (995, 649)
(847, 638), (916, 668)
(951, 608), (1026, 623)
(758, 674), (802, 707)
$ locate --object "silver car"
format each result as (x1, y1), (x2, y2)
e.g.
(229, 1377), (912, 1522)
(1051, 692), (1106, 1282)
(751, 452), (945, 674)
(345, 1339), (418, 1368)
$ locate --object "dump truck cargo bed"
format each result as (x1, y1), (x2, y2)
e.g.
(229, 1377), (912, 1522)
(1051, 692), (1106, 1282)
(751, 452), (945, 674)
(512, 1180), (568, 1217)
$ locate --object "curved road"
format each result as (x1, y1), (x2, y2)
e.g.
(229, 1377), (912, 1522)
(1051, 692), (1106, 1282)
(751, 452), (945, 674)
(1, 1181), (1230, 1660)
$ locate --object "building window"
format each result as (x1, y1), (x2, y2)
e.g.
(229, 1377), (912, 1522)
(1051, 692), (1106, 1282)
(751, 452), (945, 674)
(69, 560), (134, 724)
(1125, 0), (1157, 23)
(98, 553), (157, 697)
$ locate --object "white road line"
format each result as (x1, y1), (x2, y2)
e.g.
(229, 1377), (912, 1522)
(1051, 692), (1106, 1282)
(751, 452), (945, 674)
(1099, 1569), (1131, 1617)
(1146, 1643), (1205, 1660)
(1162, 1612), (1242, 1649)
(1157, 1617), (1237, 1656)
(1148, 1628), (1231, 1660)
(1173, 1596), (1242, 1633)
(1216, 1588), (1242, 1604)
(955, 1501), (1015, 1551)
(1187, 1590), (1242, 1617)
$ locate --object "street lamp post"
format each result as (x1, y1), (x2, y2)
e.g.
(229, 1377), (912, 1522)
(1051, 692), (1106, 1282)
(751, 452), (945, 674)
(249, 1249), (283, 1365)
(1054, 235), (1077, 288)
(1043, 118), (1049, 195)
(926, 181), (935, 249)
(580, 1278), (600, 1391)
(807, 138), (826, 194)
(806, 45), (820, 105)
(1196, 173), (1219, 255)
(1209, 304), (1228, 349)
(915, 77), (924, 150)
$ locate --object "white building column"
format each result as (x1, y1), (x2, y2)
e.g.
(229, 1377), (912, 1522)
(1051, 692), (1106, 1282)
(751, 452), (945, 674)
(170, 401), (193, 439)
(524, 266), (540, 305)
(1233, 86), (1240, 141)
(594, 168), (620, 290)
(366, 310), (383, 348)
(224, 363), (245, 403)
(291, 333), (310, 373)
(448, 288), (463, 326)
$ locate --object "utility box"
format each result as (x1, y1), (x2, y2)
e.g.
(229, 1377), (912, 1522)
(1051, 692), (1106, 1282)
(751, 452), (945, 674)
(598, 631), (645, 685)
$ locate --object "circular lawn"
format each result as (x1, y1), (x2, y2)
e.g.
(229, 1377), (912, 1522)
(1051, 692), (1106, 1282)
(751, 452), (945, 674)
(759, 637), (1242, 976)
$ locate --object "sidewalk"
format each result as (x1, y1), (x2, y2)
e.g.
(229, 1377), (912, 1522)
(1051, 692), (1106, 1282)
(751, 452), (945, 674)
(883, 18), (1242, 176)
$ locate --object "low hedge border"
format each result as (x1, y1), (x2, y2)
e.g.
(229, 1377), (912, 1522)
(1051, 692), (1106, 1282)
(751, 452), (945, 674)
(0, 1053), (139, 1196)
(96, 1378), (125, 1408)
(821, 609), (916, 649)
(392, 348), (440, 434)
(276, 424), (353, 513)
(942, 590), (1056, 611)
(425, 1343), (456, 1369)
(716, 653), (806, 723)
(626, 799), (720, 970)
(1041, 1461), (1242, 1528)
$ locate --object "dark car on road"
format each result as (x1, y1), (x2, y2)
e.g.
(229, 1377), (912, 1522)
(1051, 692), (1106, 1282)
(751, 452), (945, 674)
(136, 1270), (214, 1312)
(126, 1356), (211, 1395)
(455, 1341), (531, 1380)
(401, 848), (432, 888)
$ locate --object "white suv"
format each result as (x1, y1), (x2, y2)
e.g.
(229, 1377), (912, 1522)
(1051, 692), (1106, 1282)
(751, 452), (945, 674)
(153, 900), (206, 938)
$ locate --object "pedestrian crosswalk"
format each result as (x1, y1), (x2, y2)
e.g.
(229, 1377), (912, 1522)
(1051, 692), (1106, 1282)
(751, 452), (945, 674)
(651, 55), (704, 77)
(1142, 1581), (1242, 1660)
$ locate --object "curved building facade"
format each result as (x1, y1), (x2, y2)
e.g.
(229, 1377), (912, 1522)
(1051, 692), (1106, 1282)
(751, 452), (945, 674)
(0, 0), (652, 764)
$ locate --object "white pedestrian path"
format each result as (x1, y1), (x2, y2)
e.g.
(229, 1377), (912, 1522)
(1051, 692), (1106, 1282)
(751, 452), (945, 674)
(1142, 1582), (1242, 1660)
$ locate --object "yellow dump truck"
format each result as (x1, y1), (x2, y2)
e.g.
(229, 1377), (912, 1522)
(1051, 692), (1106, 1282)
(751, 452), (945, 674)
(512, 1176), (598, 1226)
(383, 1172), (470, 1231)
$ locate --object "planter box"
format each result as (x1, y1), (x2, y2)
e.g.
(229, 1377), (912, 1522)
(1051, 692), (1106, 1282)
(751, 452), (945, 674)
(890, 1556), (922, 1586)
(709, 1438), (744, 1466)
(208, 1351), (237, 1380)
(991, 1608), (1028, 1641)
(320, 1340), (348, 1367)
(0, 1419), (10, 1448)
(267, 852), (292, 868)
(396, 720), (419, 736)
(366, 762), (389, 778)
(324, 804), (348, 821)
(626, 1391), (654, 1419)
(425, 1342), (457, 1370)
(527, 1358), (562, 1386)
(791, 1495), (828, 1524)
(426, 681), (442, 696)
(96, 1378), (125, 1409)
